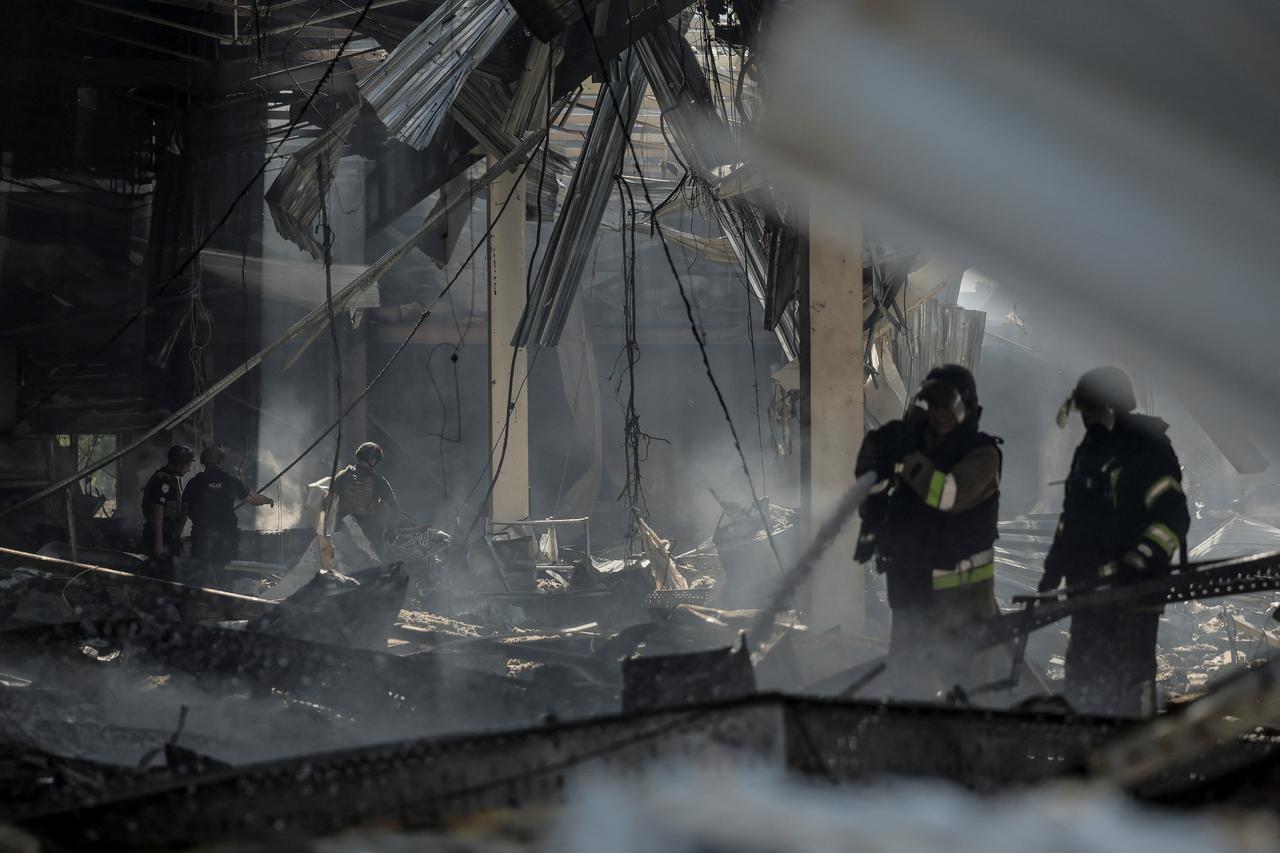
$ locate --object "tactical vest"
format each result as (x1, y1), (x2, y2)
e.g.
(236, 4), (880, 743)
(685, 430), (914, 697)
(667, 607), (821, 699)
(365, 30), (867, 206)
(335, 465), (381, 516)
(879, 427), (1001, 609)
(143, 469), (184, 522)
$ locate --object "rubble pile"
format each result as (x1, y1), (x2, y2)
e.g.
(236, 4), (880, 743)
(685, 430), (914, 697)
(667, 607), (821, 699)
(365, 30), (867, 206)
(1158, 598), (1280, 696)
(995, 514), (1280, 702)
(2, 514), (1280, 849)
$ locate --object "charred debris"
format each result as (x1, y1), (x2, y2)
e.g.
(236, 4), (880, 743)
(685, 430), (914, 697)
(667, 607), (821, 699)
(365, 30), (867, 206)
(3, 0), (1280, 850)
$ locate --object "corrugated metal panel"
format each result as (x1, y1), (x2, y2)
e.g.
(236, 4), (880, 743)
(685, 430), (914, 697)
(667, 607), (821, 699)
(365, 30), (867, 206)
(264, 108), (360, 259)
(359, 0), (518, 151)
(450, 73), (567, 215)
(891, 300), (987, 397)
(514, 50), (648, 347)
(506, 0), (605, 42)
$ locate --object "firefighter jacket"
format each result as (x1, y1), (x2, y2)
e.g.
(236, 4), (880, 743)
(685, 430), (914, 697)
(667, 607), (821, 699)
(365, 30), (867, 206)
(331, 465), (396, 519)
(1044, 413), (1190, 589)
(855, 414), (1002, 609)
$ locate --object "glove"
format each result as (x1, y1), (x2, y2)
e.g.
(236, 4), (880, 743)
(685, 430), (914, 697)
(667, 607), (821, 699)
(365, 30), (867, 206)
(868, 412), (926, 479)
(853, 531), (876, 563)
(1119, 545), (1153, 574)
(1037, 570), (1062, 594)
(1038, 552), (1064, 593)
(897, 451), (931, 485)
(897, 407), (928, 458)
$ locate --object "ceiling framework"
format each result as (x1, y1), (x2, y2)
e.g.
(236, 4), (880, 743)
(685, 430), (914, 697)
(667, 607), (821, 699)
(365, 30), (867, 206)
(0, 0), (828, 442)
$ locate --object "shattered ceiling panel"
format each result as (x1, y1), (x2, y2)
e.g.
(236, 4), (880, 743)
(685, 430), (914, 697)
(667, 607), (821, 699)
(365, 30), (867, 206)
(264, 107), (361, 259)
(890, 300), (987, 398)
(634, 21), (797, 359)
(515, 50), (649, 348)
(359, 0), (519, 151)
(506, 0), (608, 42)
(450, 73), (568, 216)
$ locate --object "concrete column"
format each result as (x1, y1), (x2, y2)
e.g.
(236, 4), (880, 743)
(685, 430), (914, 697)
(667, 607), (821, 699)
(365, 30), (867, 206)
(487, 164), (529, 522)
(804, 198), (864, 634)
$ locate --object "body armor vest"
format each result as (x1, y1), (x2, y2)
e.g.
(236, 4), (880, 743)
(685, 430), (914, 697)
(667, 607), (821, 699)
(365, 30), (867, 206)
(143, 469), (183, 521)
(336, 465), (381, 516)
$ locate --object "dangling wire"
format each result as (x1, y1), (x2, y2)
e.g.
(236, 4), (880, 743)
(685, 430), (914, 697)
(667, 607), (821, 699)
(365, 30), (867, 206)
(612, 176), (666, 553)
(573, 0), (787, 575)
(321, 12), (344, 498)
(187, 160), (213, 451)
(744, 270), (768, 498)
(318, 160), (342, 494)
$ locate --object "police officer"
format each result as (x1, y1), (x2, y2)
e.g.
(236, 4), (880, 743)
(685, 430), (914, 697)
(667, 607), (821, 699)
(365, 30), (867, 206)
(141, 444), (194, 581)
(1040, 367), (1189, 717)
(854, 364), (1003, 695)
(184, 445), (274, 589)
(322, 442), (400, 556)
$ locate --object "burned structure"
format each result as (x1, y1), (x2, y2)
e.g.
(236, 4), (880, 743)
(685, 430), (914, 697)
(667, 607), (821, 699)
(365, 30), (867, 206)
(3, 0), (1280, 849)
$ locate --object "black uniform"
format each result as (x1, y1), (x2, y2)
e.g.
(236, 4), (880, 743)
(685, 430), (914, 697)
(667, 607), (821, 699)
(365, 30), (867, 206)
(141, 466), (185, 580)
(856, 414), (1002, 691)
(330, 464), (397, 552)
(1043, 413), (1190, 717)
(185, 468), (250, 588)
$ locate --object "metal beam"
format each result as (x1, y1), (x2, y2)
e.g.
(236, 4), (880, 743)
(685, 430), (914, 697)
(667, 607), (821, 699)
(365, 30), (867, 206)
(259, 0), (414, 37)
(488, 162), (530, 522)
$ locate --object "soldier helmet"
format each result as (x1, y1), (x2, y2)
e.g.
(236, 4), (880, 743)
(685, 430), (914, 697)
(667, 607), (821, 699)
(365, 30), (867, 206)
(1072, 366), (1137, 412)
(167, 444), (195, 466)
(916, 364), (979, 421)
(200, 445), (226, 469)
(355, 442), (384, 465)
(1056, 366), (1137, 428)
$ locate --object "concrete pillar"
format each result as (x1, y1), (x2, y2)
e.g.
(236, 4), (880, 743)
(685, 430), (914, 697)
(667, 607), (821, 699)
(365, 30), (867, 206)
(804, 198), (864, 634)
(487, 164), (529, 522)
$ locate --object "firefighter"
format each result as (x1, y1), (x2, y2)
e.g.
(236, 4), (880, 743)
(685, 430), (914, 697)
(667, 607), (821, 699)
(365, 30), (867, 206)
(854, 364), (1003, 695)
(184, 445), (274, 589)
(321, 442), (400, 557)
(141, 444), (194, 581)
(1039, 366), (1189, 717)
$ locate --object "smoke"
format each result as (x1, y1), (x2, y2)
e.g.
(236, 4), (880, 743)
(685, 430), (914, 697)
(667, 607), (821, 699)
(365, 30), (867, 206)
(247, 448), (310, 530)
(754, 0), (1280, 452)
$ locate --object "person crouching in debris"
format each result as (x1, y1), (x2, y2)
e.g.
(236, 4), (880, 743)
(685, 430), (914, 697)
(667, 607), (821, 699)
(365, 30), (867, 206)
(1039, 367), (1189, 717)
(854, 364), (1003, 698)
(141, 444), (195, 582)
(321, 442), (400, 559)
(184, 446), (274, 590)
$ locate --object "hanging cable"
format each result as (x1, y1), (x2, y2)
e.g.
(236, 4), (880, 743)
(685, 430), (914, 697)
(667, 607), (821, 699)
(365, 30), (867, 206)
(318, 156), (344, 492)
(321, 11), (345, 492)
(613, 175), (667, 551)
(551, 238), (602, 517)
(186, 166), (213, 451)
(572, 0), (787, 575)
(742, 269), (769, 498)
(238, 129), (547, 506)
